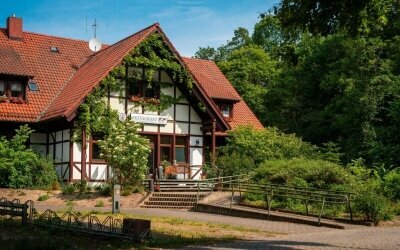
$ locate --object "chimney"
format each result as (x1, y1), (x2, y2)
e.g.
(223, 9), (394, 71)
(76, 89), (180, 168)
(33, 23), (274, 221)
(7, 15), (23, 40)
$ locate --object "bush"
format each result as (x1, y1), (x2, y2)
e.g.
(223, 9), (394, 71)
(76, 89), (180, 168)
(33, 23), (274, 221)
(383, 170), (400, 201)
(96, 183), (112, 196)
(216, 152), (255, 176)
(121, 186), (133, 196)
(0, 125), (57, 189)
(62, 183), (75, 195)
(73, 180), (88, 194)
(254, 158), (353, 189)
(94, 200), (104, 207)
(353, 190), (389, 223)
(38, 193), (50, 201)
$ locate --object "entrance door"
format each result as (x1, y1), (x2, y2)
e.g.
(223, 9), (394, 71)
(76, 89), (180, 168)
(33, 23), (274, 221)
(144, 135), (156, 176)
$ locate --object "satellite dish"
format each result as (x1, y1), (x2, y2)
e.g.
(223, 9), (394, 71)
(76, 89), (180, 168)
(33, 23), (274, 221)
(89, 37), (102, 52)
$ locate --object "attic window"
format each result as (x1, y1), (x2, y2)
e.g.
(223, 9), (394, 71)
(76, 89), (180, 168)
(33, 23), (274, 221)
(28, 81), (39, 91)
(50, 46), (59, 53)
(218, 102), (233, 118)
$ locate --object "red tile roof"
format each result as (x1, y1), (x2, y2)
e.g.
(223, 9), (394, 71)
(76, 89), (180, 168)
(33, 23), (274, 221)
(0, 22), (262, 131)
(41, 23), (159, 121)
(0, 28), (92, 122)
(182, 57), (263, 130)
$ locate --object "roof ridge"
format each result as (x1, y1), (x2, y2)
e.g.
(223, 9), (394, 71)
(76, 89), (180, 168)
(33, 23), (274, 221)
(0, 27), (98, 45)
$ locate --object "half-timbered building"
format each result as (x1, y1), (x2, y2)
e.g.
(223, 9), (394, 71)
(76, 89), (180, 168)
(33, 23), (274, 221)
(0, 16), (263, 182)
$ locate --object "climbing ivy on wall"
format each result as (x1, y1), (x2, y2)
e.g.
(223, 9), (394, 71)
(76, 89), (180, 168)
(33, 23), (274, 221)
(73, 32), (194, 141)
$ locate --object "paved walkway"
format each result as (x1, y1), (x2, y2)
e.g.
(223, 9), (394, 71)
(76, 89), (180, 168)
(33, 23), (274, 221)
(34, 204), (400, 249)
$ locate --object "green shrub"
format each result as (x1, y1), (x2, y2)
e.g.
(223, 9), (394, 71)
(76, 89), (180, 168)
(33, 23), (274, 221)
(62, 183), (75, 195)
(0, 125), (57, 189)
(383, 170), (400, 201)
(97, 183), (112, 196)
(254, 158), (353, 189)
(121, 186), (133, 196)
(73, 180), (88, 194)
(216, 152), (255, 176)
(38, 193), (50, 201)
(94, 200), (105, 207)
(353, 190), (389, 223)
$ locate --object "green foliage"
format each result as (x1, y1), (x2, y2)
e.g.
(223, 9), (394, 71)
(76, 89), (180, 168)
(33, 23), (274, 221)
(221, 126), (320, 166)
(254, 158), (353, 189)
(0, 125), (57, 189)
(353, 189), (389, 223)
(95, 183), (112, 197)
(94, 200), (104, 207)
(215, 152), (255, 177)
(62, 183), (75, 195)
(98, 120), (151, 185)
(218, 45), (278, 123)
(38, 193), (50, 201)
(73, 180), (89, 194)
(383, 170), (400, 201)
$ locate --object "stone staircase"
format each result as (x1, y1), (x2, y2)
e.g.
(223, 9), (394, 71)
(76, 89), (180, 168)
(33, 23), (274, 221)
(140, 180), (212, 209)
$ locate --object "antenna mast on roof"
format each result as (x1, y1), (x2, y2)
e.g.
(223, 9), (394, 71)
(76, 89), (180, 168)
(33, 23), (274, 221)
(88, 19), (102, 52)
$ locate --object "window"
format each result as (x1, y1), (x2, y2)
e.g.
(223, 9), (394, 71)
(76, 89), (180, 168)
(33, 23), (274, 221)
(90, 133), (104, 162)
(127, 67), (160, 98)
(218, 103), (233, 118)
(0, 79), (25, 100)
(175, 136), (187, 163)
(160, 135), (172, 164)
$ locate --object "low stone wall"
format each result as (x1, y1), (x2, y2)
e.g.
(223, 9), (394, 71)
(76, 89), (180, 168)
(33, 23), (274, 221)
(194, 203), (346, 229)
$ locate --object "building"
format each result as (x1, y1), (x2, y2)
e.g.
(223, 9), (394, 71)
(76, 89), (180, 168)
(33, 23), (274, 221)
(0, 16), (263, 183)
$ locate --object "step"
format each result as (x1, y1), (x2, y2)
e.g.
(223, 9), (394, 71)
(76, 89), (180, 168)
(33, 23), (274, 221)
(148, 197), (197, 202)
(144, 201), (196, 206)
(140, 205), (193, 209)
(151, 192), (208, 197)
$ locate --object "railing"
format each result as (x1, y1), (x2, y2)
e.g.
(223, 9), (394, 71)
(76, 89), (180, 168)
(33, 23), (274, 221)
(217, 181), (354, 225)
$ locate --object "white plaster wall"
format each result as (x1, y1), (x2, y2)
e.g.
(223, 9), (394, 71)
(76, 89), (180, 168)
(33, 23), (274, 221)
(62, 142), (69, 162)
(161, 86), (174, 96)
(175, 104), (189, 121)
(109, 97), (125, 114)
(63, 129), (70, 140)
(175, 122), (189, 134)
(160, 70), (172, 83)
(73, 142), (82, 161)
(30, 133), (47, 143)
(143, 124), (158, 132)
(73, 164), (81, 180)
(190, 148), (203, 166)
(160, 122), (174, 133)
(62, 164), (69, 180)
(56, 131), (63, 142)
(190, 124), (202, 136)
(190, 107), (202, 123)
(190, 166), (202, 180)
(55, 143), (62, 163)
(90, 164), (107, 180)
(127, 104), (142, 114)
(160, 106), (174, 120)
(190, 136), (203, 147)
(143, 109), (158, 115)
(176, 89), (188, 103)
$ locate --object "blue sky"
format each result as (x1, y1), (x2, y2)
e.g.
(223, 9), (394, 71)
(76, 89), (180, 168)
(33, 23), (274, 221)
(1, 0), (278, 56)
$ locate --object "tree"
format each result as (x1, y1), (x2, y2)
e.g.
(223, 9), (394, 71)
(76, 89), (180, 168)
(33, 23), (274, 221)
(273, 0), (394, 37)
(218, 45), (279, 123)
(98, 120), (151, 186)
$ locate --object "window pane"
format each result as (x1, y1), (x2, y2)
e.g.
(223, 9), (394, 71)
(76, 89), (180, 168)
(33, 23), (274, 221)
(221, 104), (231, 117)
(92, 143), (101, 160)
(160, 146), (171, 163)
(175, 147), (186, 163)
(0, 81), (4, 92)
(176, 137), (186, 145)
(10, 83), (22, 91)
(128, 79), (140, 96)
(160, 136), (171, 145)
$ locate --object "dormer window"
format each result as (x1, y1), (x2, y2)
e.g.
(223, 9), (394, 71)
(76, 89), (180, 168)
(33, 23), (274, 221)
(0, 78), (26, 103)
(218, 102), (233, 118)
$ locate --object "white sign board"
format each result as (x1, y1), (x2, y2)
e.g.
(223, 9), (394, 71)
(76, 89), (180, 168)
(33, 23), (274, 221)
(130, 113), (168, 125)
(118, 113), (127, 122)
